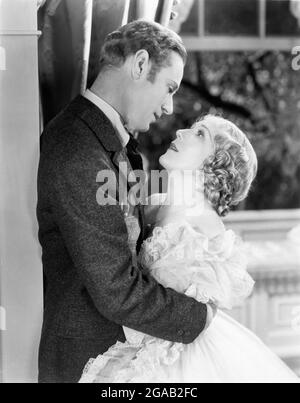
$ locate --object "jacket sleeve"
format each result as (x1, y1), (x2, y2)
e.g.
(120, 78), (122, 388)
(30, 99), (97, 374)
(49, 142), (207, 345)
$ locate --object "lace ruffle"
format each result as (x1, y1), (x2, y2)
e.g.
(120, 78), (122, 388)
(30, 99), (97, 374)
(79, 336), (184, 383)
(139, 222), (254, 310)
(141, 222), (236, 267)
(79, 341), (138, 383)
(113, 337), (184, 383)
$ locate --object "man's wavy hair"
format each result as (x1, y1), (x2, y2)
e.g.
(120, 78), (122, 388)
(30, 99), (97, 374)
(200, 115), (258, 217)
(99, 20), (187, 82)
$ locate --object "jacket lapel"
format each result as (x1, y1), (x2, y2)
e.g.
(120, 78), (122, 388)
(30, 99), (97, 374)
(68, 95), (146, 243)
(68, 95), (123, 153)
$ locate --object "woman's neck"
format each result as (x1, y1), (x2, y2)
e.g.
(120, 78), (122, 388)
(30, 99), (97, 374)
(155, 170), (224, 238)
(164, 170), (214, 217)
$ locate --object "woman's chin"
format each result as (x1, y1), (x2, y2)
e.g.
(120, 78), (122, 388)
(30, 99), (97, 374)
(159, 154), (167, 168)
(159, 153), (174, 170)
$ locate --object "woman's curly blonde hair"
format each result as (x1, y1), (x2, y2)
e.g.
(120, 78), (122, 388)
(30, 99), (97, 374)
(201, 116), (258, 217)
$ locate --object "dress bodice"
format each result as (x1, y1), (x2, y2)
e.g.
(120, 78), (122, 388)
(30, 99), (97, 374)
(138, 220), (254, 310)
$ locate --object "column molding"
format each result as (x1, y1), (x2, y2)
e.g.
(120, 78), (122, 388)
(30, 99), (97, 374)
(0, 30), (41, 36)
(0, 0), (42, 383)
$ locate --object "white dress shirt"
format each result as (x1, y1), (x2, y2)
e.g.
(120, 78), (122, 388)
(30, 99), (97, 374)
(84, 89), (130, 148)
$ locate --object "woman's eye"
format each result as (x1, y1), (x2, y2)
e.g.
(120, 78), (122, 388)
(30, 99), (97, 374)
(197, 129), (205, 137)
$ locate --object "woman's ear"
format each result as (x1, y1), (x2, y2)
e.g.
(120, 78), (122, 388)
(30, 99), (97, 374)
(131, 50), (150, 81)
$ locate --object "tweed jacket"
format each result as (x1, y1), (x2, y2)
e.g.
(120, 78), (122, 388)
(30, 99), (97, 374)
(37, 95), (207, 383)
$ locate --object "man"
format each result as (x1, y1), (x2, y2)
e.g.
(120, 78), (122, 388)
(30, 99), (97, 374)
(37, 20), (214, 383)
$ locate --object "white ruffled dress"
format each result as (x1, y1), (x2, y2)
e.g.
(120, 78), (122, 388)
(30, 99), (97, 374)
(80, 221), (299, 383)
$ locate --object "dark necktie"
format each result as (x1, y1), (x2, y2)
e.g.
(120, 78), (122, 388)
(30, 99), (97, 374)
(125, 134), (146, 253)
(125, 134), (144, 171)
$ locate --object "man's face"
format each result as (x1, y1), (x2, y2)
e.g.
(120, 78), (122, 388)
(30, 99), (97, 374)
(126, 52), (184, 133)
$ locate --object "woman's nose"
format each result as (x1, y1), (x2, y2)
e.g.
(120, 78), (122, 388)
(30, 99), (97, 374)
(176, 130), (188, 140)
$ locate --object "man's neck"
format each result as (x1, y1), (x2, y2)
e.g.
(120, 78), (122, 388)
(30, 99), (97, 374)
(90, 75), (126, 122)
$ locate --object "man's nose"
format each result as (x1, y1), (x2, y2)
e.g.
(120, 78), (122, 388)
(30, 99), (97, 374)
(162, 97), (174, 116)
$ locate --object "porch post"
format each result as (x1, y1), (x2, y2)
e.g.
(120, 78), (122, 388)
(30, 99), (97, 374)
(0, 0), (43, 383)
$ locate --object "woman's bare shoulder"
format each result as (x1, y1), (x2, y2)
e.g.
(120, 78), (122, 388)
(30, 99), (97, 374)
(186, 210), (226, 239)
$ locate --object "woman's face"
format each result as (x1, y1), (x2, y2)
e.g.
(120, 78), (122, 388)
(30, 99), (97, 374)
(160, 118), (217, 171)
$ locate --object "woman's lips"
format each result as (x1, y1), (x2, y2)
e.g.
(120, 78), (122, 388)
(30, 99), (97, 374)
(169, 143), (179, 152)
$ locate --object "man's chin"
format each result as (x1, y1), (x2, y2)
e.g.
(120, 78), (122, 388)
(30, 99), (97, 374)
(137, 124), (151, 133)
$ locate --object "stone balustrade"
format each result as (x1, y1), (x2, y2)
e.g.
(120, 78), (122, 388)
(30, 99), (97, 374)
(224, 209), (300, 375)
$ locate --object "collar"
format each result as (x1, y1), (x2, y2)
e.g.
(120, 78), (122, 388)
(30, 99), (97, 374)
(84, 89), (130, 148)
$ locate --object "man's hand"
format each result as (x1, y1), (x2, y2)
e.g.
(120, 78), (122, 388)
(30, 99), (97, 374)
(185, 286), (218, 332)
(204, 304), (218, 331)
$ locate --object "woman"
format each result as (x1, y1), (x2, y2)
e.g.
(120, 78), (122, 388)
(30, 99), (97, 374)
(80, 115), (299, 383)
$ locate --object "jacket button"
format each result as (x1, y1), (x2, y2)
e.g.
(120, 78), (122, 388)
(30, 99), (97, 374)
(178, 330), (184, 336)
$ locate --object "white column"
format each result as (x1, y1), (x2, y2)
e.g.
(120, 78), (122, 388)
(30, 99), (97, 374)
(137, 0), (159, 20)
(0, 0), (43, 383)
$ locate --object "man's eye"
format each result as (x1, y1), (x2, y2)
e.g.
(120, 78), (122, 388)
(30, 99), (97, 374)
(168, 87), (174, 94)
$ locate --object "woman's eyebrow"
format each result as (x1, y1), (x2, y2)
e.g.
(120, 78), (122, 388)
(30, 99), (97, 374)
(191, 123), (210, 135)
(191, 122), (199, 129)
(202, 124), (213, 142)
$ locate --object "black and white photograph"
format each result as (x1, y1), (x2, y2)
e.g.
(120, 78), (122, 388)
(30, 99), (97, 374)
(0, 0), (300, 385)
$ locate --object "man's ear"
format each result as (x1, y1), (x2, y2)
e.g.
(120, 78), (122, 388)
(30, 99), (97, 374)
(132, 50), (150, 81)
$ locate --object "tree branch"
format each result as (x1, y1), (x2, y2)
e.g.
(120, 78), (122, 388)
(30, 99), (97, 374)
(182, 53), (254, 121)
(247, 53), (272, 111)
(182, 79), (254, 120)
